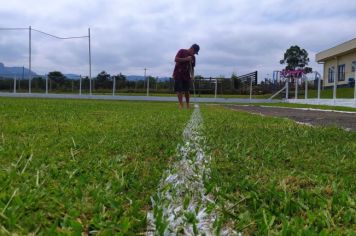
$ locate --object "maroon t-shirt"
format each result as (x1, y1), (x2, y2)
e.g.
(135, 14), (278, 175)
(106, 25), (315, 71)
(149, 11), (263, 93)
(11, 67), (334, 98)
(173, 49), (196, 80)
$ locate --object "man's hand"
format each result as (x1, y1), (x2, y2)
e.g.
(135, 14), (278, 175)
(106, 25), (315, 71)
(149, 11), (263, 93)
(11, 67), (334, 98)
(175, 56), (193, 63)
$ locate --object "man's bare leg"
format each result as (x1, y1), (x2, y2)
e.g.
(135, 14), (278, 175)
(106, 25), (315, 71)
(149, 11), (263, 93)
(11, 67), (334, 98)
(184, 91), (190, 109)
(177, 92), (183, 109)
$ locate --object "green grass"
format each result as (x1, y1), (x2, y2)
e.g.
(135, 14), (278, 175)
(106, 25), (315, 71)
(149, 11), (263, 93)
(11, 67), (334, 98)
(201, 105), (356, 234)
(299, 87), (355, 99)
(0, 98), (192, 234)
(1, 98), (355, 234)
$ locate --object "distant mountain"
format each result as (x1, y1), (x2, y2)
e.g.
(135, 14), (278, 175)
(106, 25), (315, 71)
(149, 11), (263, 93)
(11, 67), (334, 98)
(0, 63), (171, 81)
(126, 75), (144, 81)
(64, 74), (81, 80)
(0, 62), (37, 78)
(126, 75), (171, 81)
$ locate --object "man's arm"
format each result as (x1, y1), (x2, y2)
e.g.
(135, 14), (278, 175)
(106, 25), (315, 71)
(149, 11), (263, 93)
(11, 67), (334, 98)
(174, 49), (192, 63)
(175, 56), (192, 63)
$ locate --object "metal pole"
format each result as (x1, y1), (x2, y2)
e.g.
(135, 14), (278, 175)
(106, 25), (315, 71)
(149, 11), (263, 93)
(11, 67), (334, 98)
(45, 74), (48, 94)
(295, 77), (298, 100)
(285, 77), (289, 99)
(354, 70), (356, 104)
(79, 75), (82, 95)
(215, 78), (218, 99)
(28, 27), (31, 93)
(112, 76), (116, 96)
(14, 76), (16, 93)
(249, 76), (252, 101)
(88, 28), (92, 95)
(145, 68), (149, 96)
(49, 76), (52, 91)
(333, 69), (337, 100)
(304, 75), (308, 99)
(317, 72), (321, 102)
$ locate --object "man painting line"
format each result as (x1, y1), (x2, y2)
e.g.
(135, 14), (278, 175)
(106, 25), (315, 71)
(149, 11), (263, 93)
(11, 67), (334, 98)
(173, 44), (200, 109)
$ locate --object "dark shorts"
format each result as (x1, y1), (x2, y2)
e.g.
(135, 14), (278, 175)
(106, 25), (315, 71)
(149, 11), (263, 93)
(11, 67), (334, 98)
(174, 79), (190, 92)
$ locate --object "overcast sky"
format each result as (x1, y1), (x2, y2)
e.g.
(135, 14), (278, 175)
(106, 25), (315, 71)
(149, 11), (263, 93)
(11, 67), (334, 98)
(1, 0), (355, 80)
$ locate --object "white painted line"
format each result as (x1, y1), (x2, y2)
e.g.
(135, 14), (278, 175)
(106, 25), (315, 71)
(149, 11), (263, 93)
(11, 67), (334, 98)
(295, 121), (313, 127)
(146, 105), (237, 235)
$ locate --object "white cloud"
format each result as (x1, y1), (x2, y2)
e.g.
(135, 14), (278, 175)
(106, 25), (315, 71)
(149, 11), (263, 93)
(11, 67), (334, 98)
(0, 0), (355, 79)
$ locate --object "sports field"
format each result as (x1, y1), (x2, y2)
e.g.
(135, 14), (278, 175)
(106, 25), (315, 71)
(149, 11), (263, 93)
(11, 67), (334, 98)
(0, 97), (355, 235)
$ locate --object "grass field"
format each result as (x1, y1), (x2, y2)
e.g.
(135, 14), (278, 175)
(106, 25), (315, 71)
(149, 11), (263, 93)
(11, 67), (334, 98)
(0, 98), (355, 234)
(0, 98), (192, 234)
(202, 106), (356, 234)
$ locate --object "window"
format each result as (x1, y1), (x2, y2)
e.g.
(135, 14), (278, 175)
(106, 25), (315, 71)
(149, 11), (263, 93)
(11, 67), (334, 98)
(328, 66), (334, 83)
(352, 61), (356, 72)
(338, 64), (345, 81)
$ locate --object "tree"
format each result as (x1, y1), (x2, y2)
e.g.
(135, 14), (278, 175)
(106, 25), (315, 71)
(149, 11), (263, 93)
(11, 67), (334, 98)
(231, 72), (241, 90)
(113, 73), (126, 89)
(96, 71), (111, 89)
(96, 71), (111, 82)
(194, 75), (204, 80)
(280, 45), (312, 73)
(48, 71), (66, 84)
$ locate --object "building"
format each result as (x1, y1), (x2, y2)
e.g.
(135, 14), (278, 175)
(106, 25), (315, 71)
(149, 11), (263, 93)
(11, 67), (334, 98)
(316, 38), (356, 87)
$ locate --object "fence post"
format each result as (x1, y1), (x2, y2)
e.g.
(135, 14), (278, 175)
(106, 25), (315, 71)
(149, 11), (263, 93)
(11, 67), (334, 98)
(249, 76), (252, 102)
(354, 70), (356, 105)
(79, 75), (82, 95)
(285, 77), (289, 99)
(89, 78), (92, 95)
(112, 76), (116, 96)
(333, 69), (337, 101)
(215, 78), (218, 99)
(295, 77), (298, 100)
(304, 75), (308, 99)
(145, 68), (149, 96)
(45, 74), (48, 94)
(14, 76), (17, 93)
(317, 72), (321, 103)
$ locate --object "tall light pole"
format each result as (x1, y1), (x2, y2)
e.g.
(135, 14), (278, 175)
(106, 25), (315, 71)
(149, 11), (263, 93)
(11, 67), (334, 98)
(88, 28), (92, 95)
(29, 26), (32, 93)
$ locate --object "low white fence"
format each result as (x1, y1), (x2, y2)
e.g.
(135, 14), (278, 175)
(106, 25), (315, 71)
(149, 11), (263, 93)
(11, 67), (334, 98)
(286, 98), (356, 108)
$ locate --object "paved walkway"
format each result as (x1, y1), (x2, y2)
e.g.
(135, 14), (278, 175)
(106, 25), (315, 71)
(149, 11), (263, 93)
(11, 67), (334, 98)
(226, 105), (356, 131)
(0, 92), (273, 104)
(2, 92), (356, 108)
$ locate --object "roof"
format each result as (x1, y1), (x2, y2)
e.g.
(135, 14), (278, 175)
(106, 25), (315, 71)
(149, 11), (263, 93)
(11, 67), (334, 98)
(316, 38), (356, 62)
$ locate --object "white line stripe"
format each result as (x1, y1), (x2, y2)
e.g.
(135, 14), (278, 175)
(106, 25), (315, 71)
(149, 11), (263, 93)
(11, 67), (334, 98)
(146, 105), (237, 235)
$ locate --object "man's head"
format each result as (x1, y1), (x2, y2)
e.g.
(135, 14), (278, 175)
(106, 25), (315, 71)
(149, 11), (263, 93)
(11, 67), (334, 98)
(190, 44), (200, 55)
